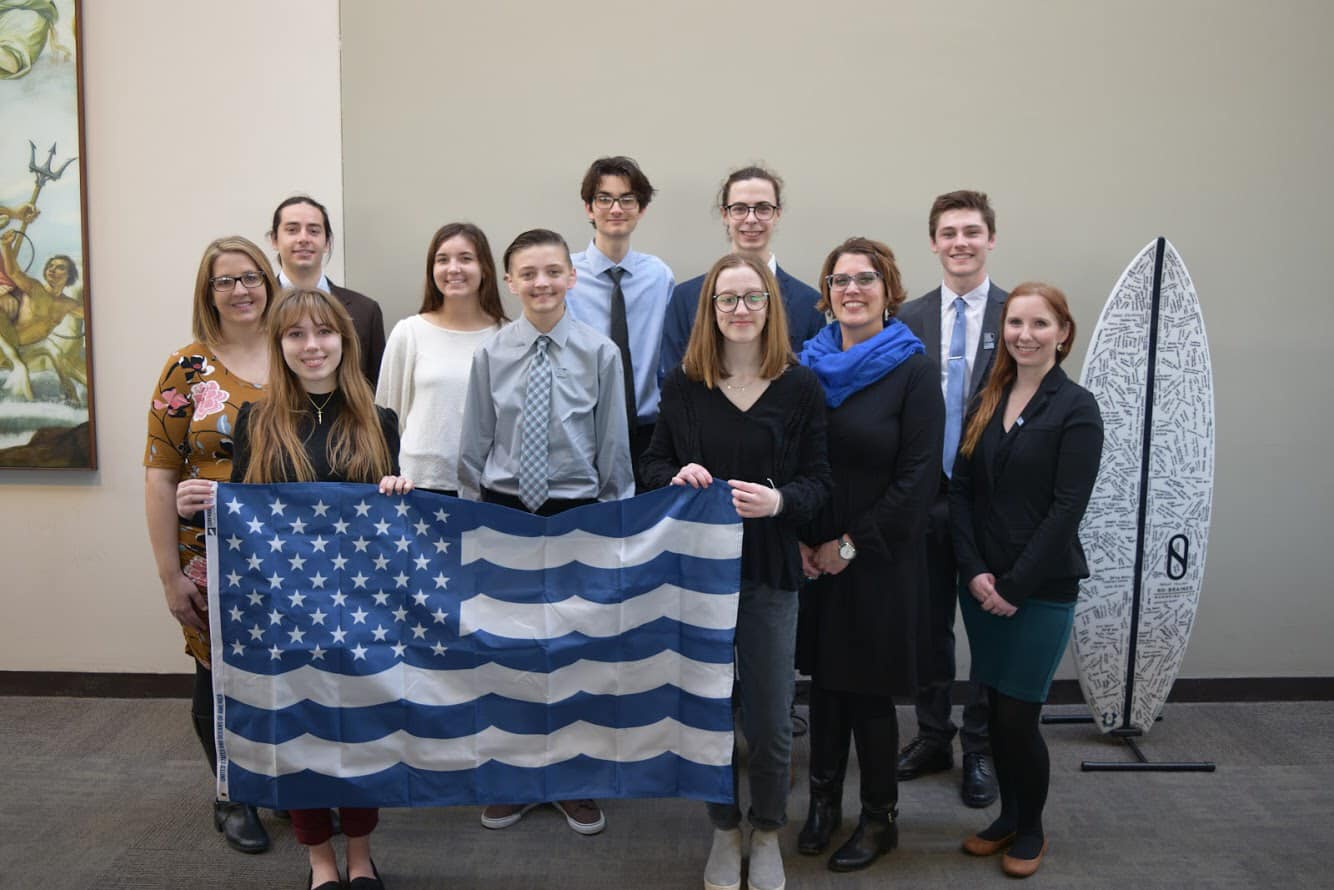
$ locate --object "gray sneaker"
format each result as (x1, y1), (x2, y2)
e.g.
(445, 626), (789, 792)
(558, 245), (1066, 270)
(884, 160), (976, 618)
(704, 827), (742, 890)
(747, 829), (785, 890)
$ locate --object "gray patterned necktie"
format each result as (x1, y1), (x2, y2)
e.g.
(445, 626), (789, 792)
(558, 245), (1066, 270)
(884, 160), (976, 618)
(517, 335), (552, 511)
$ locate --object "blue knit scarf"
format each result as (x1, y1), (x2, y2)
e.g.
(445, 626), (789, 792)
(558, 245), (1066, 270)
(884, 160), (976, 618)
(799, 319), (925, 408)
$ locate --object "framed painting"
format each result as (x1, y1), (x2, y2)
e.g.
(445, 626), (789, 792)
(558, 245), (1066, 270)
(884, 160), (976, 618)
(0, 0), (94, 469)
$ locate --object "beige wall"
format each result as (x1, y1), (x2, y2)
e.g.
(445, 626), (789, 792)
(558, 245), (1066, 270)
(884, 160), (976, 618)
(0, 0), (345, 671)
(340, 0), (1333, 679)
(2, 1), (1330, 679)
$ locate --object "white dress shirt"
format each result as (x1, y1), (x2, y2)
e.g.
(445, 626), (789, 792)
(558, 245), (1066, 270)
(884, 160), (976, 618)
(938, 278), (991, 399)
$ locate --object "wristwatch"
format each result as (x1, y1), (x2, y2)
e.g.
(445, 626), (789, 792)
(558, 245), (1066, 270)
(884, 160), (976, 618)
(838, 535), (857, 561)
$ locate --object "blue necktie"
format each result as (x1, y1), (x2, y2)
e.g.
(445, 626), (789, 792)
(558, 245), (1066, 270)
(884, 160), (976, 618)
(942, 297), (968, 477)
(518, 336), (552, 511)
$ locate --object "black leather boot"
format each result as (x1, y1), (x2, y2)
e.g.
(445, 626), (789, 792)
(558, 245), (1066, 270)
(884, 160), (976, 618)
(828, 808), (897, 872)
(798, 784), (842, 854)
(213, 800), (270, 854)
(800, 684), (850, 854)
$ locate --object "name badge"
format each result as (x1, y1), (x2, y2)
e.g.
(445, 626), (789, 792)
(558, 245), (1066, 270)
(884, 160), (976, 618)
(982, 332), (996, 351)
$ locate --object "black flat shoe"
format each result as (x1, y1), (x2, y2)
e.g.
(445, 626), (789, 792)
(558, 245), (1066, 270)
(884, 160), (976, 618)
(828, 812), (898, 872)
(348, 858), (385, 890)
(961, 752), (999, 808)
(306, 867), (342, 890)
(213, 800), (270, 854)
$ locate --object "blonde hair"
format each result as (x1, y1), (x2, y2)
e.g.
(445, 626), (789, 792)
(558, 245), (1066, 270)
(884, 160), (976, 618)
(681, 254), (793, 388)
(242, 289), (393, 483)
(191, 236), (277, 346)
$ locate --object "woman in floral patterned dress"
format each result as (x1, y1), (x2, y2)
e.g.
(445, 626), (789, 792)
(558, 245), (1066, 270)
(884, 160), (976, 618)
(143, 235), (278, 853)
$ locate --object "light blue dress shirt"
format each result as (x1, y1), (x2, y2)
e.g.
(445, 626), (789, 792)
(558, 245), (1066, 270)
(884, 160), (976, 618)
(457, 310), (634, 503)
(567, 241), (675, 424)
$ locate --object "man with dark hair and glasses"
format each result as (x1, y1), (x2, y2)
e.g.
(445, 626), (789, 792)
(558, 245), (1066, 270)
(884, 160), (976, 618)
(267, 195), (386, 386)
(896, 189), (1007, 809)
(658, 164), (824, 381)
(567, 156), (674, 484)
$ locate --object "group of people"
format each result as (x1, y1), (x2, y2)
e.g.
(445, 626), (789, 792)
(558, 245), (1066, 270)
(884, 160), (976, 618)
(144, 161), (1104, 890)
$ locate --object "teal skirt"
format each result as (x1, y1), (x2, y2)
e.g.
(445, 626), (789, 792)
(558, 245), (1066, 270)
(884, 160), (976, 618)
(959, 589), (1074, 703)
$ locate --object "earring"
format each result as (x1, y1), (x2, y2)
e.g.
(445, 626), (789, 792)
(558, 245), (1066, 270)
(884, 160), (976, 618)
(1056, 344), (1063, 352)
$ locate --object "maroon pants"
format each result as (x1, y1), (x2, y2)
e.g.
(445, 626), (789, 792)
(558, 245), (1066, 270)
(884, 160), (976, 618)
(290, 808), (379, 846)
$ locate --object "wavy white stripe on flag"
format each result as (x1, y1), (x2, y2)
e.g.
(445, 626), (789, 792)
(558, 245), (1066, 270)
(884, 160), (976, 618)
(460, 515), (742, 570)
(222, 648), (733, 711)
(458, 584), (738, 638)
(223, 717), (733, 778)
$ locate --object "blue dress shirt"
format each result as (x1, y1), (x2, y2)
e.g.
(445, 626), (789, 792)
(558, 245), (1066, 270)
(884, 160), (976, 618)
(567, 241), (675, 424)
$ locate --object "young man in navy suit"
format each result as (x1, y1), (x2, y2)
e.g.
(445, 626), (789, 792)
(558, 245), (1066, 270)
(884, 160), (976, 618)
(658, 165), (824, 378)
(268, 196), (386, 387)
(896, 190), (1007, 808)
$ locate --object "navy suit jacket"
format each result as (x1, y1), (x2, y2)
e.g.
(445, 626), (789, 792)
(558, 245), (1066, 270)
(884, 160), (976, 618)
(658, 264), (825, 380)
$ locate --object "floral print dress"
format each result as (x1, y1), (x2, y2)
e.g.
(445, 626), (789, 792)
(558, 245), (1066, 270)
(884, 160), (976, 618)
(144, 342), (264, 666)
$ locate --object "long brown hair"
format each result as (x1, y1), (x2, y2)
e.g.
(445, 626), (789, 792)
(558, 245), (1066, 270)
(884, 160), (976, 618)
(418, 222), (508, 324)
(191, 236), (278, 346)
(959, 282), (1077, 458)
(682, 254), (793, 388)
(242, 289), (393, 483)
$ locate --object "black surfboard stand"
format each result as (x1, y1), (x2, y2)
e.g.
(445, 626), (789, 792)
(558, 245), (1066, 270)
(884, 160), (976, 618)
(1043, 237), (1215, 774)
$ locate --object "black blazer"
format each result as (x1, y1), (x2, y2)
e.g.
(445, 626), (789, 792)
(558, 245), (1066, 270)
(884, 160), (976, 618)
(328, 282), (386, 388)
(898, 281), (1008, 404)
(949, 365), (1103, 605)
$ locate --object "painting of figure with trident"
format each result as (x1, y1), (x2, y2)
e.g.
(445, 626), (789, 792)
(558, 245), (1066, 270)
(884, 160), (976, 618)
(0, 0), (94, 469)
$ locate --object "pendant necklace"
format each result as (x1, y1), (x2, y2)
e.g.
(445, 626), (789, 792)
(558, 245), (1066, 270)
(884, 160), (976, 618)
(308, 391), (336, 425)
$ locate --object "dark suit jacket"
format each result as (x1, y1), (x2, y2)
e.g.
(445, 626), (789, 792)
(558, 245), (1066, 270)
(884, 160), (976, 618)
(657, 264), (825, 381)
(948, 365), (1103, 606)
(328, 282), (386, 387)
(898, 281), (1008, 401)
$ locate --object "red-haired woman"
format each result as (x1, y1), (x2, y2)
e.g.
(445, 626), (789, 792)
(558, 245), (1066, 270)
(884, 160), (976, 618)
(950, 282), (1103, 878)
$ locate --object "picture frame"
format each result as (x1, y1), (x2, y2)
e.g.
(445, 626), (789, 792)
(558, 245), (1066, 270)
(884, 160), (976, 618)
(0, 0), (95, 469)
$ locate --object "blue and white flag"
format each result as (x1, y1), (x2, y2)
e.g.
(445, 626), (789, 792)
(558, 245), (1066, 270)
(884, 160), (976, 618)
(205, 483), (742, 809)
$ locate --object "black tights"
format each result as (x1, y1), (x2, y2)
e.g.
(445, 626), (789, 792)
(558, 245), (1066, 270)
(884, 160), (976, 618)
(191, 661), (218, 773)
(979, 686), (1047, 858)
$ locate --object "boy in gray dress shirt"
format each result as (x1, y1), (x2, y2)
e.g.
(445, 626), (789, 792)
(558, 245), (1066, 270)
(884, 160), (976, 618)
(457, 228), (633, 835)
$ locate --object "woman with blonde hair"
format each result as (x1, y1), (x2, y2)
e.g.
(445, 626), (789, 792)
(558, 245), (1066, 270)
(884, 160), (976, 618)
(230, 288), (411, 890)
(144, 236), (278, 853)
(950, 282), (1103, 878)
(642, 253), (831, 890)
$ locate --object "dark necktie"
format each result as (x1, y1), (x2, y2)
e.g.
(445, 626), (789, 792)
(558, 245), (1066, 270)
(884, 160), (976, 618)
(607, 266), (636, 426)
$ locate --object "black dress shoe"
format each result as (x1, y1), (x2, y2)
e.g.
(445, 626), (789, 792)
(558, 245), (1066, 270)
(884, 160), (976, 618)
(348, 858), (385, 890)
(306, 868), (342, 890)
(797, 790), (842, 855)
(213, 800), (270, 853)
(896, 736), (953, 780)
(961, 752), (999, 808)
(827, 811), (898, 872)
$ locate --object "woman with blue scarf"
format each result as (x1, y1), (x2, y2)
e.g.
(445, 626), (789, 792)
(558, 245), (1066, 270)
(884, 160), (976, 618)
(796, 238), (944, 873)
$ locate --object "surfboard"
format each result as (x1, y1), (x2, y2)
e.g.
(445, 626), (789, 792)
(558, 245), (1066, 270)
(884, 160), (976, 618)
(1071, 238), (1214, 734)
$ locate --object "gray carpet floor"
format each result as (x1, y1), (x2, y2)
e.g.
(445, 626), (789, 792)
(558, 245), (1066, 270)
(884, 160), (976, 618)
(2, 697), (1330, 889)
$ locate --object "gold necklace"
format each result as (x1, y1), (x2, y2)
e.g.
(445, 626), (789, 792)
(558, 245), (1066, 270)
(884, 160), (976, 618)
(724, 376), (760, 391)
(308, 391), (336, 424)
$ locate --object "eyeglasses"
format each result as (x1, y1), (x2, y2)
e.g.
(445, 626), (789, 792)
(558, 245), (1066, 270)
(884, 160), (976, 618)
(826, 271), (883, 291)
(723, 202), (778, 221)
(210, 271), (266, 292)
(593, 193), (640, 210)
(713, 291), (769, 312)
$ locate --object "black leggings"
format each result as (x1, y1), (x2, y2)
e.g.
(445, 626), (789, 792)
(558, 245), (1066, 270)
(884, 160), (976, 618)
(191, 661), (218, 773)
(986, 686), (1048, 844)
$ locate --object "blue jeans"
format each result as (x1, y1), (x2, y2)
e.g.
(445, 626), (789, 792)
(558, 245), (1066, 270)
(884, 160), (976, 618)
(707, 580), (797, 832)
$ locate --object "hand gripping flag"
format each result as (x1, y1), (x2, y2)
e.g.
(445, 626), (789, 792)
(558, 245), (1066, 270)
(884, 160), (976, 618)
(205, 482), (742, 809)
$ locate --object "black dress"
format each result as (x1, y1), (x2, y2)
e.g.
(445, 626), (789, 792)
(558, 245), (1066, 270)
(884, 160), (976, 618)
(797, 352), (943, 696)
